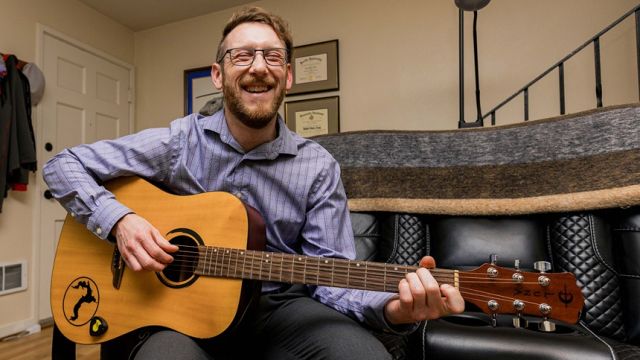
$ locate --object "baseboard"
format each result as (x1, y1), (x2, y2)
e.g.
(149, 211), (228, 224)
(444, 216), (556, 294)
(0, 319), (41, 340)
(39, 317), (54, 328)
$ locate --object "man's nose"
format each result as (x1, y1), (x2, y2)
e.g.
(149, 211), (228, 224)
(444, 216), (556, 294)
(250, 51), (268, 73)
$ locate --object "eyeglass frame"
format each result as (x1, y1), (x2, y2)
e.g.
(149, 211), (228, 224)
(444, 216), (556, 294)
(217, 48), (290, 67)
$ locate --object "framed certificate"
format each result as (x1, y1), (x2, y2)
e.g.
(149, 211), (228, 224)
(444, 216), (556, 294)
(284, 96), (340, 137)
(184, 66), (222, 115)
(288, 40), (339, 95)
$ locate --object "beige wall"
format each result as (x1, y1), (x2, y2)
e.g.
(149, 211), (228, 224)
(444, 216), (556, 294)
(134, 0), (639, 132)
(0, 0), (638, 338)
(0, 0), (133, 337)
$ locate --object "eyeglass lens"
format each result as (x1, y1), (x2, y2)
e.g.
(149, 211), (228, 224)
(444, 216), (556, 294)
(228, 48), (287, 66)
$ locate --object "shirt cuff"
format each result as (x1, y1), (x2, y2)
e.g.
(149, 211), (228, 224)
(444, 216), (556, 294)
(370, 293), (420, 335)
(86, 198), (133, 240)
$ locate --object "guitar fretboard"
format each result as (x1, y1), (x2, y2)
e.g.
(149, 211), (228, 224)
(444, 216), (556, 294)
(194, 246), (457, 292)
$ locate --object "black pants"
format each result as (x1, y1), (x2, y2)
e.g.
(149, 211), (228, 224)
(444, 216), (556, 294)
(102, 285), (392, 360)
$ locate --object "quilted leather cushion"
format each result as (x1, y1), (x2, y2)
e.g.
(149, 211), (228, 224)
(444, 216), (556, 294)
(377, 214), (426, 265)
(550, 214), (626, 341)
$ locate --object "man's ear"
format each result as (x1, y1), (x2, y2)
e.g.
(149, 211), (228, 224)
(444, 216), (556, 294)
(211, 63), (223, 90)
(285, 63), (293, 91)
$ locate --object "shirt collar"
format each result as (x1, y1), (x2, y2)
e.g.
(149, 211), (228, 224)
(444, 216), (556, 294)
(202, 109), (298, 158)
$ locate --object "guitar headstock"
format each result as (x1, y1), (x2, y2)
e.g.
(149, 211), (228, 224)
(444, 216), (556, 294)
(459, 262), (584, 324)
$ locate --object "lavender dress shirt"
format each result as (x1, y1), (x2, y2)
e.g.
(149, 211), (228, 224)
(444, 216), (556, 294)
(43, 110), (407, 333)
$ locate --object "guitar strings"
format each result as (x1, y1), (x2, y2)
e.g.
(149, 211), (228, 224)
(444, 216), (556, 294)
(166, 258), (536, 284)
(151, 246), (570, 307)
(164, 249), (549, 284)
(159, 256), (555, 287)
(169, 245), (539, 278)
(153, 263), (568, 314)
(134, 245), (573, 318)
(155, 265), (543, 297)
(163, 259), (545, 285)
(149, 266), (555, 315)
(164, 264), (546, 286)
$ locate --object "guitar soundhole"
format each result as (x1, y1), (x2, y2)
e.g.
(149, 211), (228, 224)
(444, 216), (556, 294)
(157, 229), (203, 289)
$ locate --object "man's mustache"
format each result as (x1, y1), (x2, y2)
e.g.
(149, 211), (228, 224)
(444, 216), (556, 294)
(239, 75), (277, 87)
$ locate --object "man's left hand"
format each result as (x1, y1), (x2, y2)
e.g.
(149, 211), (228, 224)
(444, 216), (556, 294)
(384, 256), (465, 325)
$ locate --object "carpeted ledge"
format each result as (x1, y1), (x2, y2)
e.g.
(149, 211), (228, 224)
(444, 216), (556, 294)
(313, 103), (640, 215)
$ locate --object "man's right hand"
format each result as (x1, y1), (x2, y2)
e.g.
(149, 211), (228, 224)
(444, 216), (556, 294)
(112, 213), (179, 272)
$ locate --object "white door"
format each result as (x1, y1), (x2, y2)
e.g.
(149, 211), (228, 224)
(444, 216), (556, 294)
(37, 27), (133, 320)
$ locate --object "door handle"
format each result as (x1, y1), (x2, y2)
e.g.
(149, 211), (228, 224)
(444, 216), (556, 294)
(44, 189), (53, 199)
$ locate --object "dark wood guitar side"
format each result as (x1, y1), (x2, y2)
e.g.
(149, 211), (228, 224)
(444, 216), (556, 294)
(51, 177), (584, 344)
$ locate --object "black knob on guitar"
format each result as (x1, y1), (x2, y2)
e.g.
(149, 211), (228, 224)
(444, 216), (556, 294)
(44, 189), (53, 199)
(89, 316), (108, 336)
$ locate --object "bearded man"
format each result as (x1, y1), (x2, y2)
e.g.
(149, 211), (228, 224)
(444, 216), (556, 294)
(44, 7), (463, 360)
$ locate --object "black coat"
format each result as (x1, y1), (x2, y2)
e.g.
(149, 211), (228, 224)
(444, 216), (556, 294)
(0, 55), (37, 212)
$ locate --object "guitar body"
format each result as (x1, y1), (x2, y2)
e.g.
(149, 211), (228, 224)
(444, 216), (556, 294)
(50, 177), (265, 344)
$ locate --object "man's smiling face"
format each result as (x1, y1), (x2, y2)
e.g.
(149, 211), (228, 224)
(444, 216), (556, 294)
(212, 22), (292, 129)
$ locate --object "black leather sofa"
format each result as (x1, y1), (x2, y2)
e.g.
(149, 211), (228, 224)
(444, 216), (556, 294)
(350, 210), (640, 360)
(54, 212), (640, 360)
(313, 104), (640, 360)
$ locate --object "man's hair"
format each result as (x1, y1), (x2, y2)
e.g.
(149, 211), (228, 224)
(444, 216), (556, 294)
(216, 7), (293, 64)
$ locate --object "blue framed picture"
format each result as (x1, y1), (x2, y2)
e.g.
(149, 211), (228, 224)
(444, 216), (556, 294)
(184, 66), (221, 115)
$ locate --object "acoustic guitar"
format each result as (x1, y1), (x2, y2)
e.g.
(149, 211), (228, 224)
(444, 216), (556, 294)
(50, 177), (584, 345)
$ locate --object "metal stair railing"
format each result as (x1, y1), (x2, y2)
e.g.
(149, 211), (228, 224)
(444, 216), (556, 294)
(480, 4), (640, 126)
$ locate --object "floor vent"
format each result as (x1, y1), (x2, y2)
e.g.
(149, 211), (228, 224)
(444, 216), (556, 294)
(0, 261), (27, 296)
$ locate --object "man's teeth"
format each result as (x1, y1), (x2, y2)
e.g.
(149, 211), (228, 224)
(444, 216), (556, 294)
(245, 85), (270, 93)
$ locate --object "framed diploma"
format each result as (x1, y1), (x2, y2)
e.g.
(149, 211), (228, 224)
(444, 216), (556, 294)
(184, 66), (222, 115)
(284, 96), (340, 137)
(288, 40), (339, 95)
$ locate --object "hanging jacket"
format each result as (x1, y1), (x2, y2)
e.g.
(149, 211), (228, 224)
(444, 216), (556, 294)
(0, 55), (37, 212)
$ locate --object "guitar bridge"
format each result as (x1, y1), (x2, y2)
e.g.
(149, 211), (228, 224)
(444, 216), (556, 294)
(111, 247), (125, 289)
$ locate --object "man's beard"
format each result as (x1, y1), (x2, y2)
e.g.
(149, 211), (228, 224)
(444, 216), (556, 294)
(222, 73), (286, 129)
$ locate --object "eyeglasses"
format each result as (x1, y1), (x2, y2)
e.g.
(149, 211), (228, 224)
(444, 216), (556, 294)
(218, 48), (288, 67)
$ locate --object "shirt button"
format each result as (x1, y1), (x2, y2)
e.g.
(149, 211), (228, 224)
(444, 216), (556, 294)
(96, 227), (103, 235)
(70, 212), (76, 218)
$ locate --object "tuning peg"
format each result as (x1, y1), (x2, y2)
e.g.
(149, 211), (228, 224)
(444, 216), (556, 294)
(512, 299), (527, 328)
(537, 304), (556, 331)
(514, 259), (520, 271)
(488, 300), (499, 327)
(491, 313), (498, 328)
(487, 255), (499, 277)
(512, 315), (528, 329)
(533, 261), (551, 273)
(538, 319), (556, 332)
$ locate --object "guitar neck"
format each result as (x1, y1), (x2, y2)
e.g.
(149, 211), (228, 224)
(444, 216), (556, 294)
(194, 246), (458, 292)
